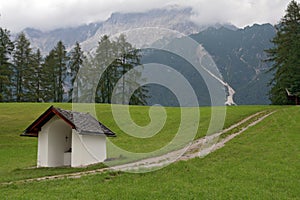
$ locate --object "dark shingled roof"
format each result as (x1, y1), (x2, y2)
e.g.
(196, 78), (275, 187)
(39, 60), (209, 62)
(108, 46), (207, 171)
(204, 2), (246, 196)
(21, 106), (116, 137)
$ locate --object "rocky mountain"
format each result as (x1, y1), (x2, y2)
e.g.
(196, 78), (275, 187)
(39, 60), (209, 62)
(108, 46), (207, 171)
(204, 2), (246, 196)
(23, 7), (198, 53)
(140, 24), (275, 106)
(22, 7), (276, 105)
(190, 24), (276, 104)
(23, 23), (101, 54)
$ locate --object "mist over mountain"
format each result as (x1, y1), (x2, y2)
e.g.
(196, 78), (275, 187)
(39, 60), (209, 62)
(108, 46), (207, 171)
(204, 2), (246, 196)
(22, 6), (276, 105)
(23, 7), (236, 53)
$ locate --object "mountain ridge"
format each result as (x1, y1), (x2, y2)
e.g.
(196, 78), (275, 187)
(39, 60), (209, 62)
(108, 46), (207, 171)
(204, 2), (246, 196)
(23, 7), (237, 53)
(21, 7), (275, 105)
(190, 23), (275, 104)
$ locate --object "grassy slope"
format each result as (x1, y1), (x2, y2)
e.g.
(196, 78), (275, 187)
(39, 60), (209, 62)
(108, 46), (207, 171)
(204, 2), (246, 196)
(0, 104), (275, 181)
(0, 106), (298, 199)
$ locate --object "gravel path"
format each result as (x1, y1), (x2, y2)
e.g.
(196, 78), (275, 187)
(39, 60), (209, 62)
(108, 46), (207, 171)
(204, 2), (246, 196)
(113, 111), (275, 171)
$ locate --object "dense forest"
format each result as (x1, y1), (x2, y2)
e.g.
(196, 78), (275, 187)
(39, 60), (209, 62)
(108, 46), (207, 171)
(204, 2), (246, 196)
(0, 30), (148, 104)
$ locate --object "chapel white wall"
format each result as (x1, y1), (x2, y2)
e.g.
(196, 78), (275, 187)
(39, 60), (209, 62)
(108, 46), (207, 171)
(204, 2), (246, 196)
(71, 130), (106, 167)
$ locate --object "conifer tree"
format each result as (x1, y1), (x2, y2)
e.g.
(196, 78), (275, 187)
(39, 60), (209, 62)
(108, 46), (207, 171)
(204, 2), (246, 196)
(94, 35), (117, 103)
(0, 28), (14, 102)
(48, 41), (69, 102)
(114, 34), (148, 105)
(53, 41), (68, 102)
(77, 55), (98, 103)
(13, 32), (33, 102)
(25, 49), (43, 102)
(41, 50), (56, 102)
(69, 42), (85, 101)
(266, 0), (300, 104)
(91, 34), (148, 105)
(41, 41), (69, 102)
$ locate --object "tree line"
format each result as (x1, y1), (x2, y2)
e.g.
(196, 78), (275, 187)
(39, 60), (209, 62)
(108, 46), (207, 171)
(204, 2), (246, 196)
(0, 29), (148, 104)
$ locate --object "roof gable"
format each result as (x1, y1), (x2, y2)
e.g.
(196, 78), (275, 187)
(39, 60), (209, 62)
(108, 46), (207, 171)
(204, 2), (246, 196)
(21, 106), (116, 137)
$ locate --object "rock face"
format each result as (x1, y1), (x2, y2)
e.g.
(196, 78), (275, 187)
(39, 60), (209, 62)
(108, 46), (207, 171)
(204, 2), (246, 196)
(23, 23), (101, 54)
(190, 24), (276, 105)
(22, 7), (276, 105)
(23, 7), (202, 53)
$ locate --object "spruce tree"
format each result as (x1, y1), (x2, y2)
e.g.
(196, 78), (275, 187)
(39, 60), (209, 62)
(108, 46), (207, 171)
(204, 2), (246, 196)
(94, 35), (117, 103)
(0, 28), (14, 102)
(266, 0), (300, 104)
(53, 41), (68, 102)
(78, 55), (98, 103)
(25, 49), (43, 102)
(41, 41), (69, 103)
(69, 42), (85, 101)
(41, 50), (56, 102)
(13, 32), (33, 102)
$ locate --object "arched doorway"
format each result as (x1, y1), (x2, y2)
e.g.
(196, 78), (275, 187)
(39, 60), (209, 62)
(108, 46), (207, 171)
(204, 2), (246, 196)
(47, 119), (72, 167)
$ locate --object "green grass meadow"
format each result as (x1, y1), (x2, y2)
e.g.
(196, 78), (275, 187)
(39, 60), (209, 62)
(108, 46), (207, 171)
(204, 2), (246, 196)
(0, 103), (299, 199)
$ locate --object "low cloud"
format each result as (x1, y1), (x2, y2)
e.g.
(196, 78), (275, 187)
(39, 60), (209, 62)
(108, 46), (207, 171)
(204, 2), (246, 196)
(0, 0), (293, 32)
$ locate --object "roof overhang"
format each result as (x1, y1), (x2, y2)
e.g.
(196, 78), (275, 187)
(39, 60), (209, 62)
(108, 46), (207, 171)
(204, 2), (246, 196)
(21, 106), (116, 137)
(21, 106), (75, 137)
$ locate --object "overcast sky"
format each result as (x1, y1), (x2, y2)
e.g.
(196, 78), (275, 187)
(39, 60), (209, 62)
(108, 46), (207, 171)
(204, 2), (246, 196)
(0, 0), (297, 32)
